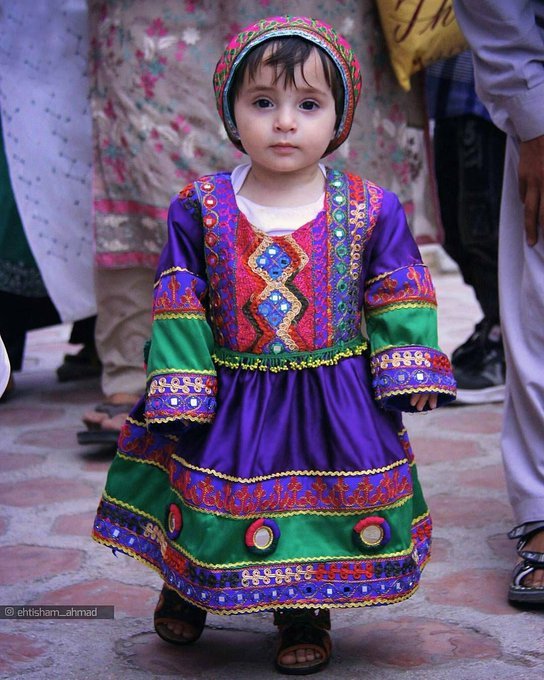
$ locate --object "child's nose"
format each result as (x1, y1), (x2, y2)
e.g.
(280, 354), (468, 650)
(274, 106), (297, 131)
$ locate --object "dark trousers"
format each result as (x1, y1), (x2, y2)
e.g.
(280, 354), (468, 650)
(0, 290), (95, 371)
(433, 115), (506, 324)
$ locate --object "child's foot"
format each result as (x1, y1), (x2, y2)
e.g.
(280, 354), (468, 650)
(278, 646), (324, 668)
(274, 609), (331, 675)
(154, 585), (207, 645)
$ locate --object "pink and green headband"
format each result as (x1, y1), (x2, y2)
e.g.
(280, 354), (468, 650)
(213, 16), (362, 155)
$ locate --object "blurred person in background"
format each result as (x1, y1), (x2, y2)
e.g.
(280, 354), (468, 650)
(454, 0), (544, 605)
(426, 51), (506, 405)
(0, 1), (96, 399)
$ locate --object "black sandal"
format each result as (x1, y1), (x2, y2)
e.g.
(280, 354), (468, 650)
(274, 609), (332, 675)
(508, 521), (544, 605)
(154, 584), (207, 645)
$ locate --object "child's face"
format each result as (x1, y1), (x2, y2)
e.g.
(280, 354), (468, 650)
(233, 47), (337, 176)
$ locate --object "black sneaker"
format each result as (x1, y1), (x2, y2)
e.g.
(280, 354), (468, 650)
(452, 318), (493, 369)
(56, 344), (102, 382)
(454, 338), (505, 404)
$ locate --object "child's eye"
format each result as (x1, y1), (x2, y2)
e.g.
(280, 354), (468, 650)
(300, 100), (319, 111)
(254, 98), (273, 109)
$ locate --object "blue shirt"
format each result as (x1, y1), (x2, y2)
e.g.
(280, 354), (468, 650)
(425, 51), (490, 121)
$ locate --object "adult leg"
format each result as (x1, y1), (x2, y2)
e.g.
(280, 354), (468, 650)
(82, 266), (154, 436)
(56, 315), (101, 382)
(499, 136), (544, 600)
(457, 115), (504, 326)
(0, 290), (60, 371)
(434, 115), (505, 402)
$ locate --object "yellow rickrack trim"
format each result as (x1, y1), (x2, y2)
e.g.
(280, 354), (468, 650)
(366, 263), (429, 285)
(212, 339), (367, 373)
(125, 414), (181, 443)
(99, 493), (418, 570)
(153, 312), (206, 321)
(146, 412), (214, 425)
(171, 483), (412, 521)
(116, 451), (169, 475)
(376, 386), (456, 399)
(102, 491), (160, 525)
(154, 266), (192, 286)
(366, 301), (436, 318)
(412, 510), (431, 526)
(170, 453), (408, 483)
(147, 367), (216, 379)
(91, 532), (423, 616)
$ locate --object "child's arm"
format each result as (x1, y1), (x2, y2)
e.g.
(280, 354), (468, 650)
(363, 188), (456, 412)
(144, 184), (217, 433)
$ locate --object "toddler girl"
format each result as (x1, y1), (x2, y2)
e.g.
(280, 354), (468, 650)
(93, 16), (456, 675)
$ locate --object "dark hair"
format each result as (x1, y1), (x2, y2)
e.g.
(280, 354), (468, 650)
(227, 37), (344, 129)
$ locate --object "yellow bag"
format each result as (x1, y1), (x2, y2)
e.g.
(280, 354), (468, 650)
(376, 0), (468, 91)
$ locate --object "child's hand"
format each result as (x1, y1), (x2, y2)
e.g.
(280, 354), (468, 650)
(410, 392), (438, 412)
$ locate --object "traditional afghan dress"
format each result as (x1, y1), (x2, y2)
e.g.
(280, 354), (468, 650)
(93, 166), (456, 614)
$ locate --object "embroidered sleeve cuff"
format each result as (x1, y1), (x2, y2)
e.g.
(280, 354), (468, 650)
(370, 346), (456, 411)
(144, 370), (217, 431)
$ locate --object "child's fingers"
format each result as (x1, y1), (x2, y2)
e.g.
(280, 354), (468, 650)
(409, 393), (438, 411)
(409, 394), (426, 411)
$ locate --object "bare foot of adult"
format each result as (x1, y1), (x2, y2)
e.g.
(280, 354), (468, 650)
(82, 392), (140, 430)
(519, 530), (544, 589)
(509, 524), (544, 604)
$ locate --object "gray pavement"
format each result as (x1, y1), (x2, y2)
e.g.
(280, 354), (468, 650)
(0, 255), (543, 679)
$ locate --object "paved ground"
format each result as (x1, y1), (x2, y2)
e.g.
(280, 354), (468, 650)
(1, 254), (543, 679)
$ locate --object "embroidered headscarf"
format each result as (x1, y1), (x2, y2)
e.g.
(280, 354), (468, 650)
(213, 16), (362, 155)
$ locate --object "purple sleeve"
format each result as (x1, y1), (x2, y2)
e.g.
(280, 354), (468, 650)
(144, 186), (217, 432)
(363, 189), (456, 411)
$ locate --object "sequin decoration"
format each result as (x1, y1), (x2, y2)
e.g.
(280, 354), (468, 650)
(353, 516), (391, 550)
(166, 503), (183, 540)
(245, 518), (280, 555)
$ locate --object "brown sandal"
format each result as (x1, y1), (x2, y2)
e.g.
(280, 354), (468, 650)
(154, 585), (207, 645)
(274, 609), (332, 675)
